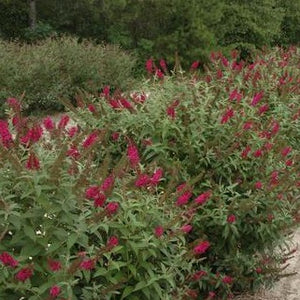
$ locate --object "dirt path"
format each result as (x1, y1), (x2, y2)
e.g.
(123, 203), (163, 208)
(237, 229), (300, 300)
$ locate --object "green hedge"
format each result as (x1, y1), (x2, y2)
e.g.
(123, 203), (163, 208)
(0, 37), (136, 116)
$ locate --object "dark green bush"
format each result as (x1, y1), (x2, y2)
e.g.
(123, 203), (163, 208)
(23, 22), (56, 42)
(0, 0), (28, 40)
(0, 37), (136, 116)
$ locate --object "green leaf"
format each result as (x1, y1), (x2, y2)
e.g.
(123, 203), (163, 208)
(153, 282), (163, 298)
(20, 243), (42, 257)
(109, 260), (127, 271)
(133, 281), (147, 292)
(20, 189), (35, 200)
(77, 233), (89, 247)
(142, 287), (151, 299)
(35, 194), (50, 209)
(47, 241), (63, 253)
(28, 296), (40, 300)
(223, 224), (229, 239)
(231, 225), (239, 237)
(83, 270), (91, 282)
(8, 214), (21, 230)
(93, 268), (108, 278)
(23, 225), (36, 242)
(111, 245), (123, 254)
(121, 286), (134, 299)
(67, 233), (78, 249)
(32, 280), (54, 293)
(128, 264), (137, 278)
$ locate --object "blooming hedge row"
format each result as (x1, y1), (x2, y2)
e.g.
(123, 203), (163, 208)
(0, 46), (299, 299)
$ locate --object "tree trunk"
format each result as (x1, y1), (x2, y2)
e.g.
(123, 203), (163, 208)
(29, 0), (37, 30)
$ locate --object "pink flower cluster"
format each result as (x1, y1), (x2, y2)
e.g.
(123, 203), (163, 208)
(49, 285), (61, 297)
(67, 145), (80, 159)
(82, 131), (98, 148)
(194, 191), (211, 205)
(48, 259), (62, 272)
(0, 252), (18, 268)
(85, 186), (107, 207)
(145, 58), (166, 79)
(6, 98), (21, 111)
(58, 114), (70, 129)
(107, 236), (119, 249)
(127, 143), (140, 167)
(194, 241), (210, 255)
(166, 99), (180, 120)
(80, 258), (95, 270)
(176, 185), (211, 207)
(85, 175), (119, 212)
(0, 120), (13, 148)
(26, 152), (40, 170)
(21, 125), (43, 145)
(135, 168), (163, 188)
(43, 116), (55, 131)
(221, 108), (234, 124)
(251, 91), (264, 106)
(229, 89), (243, 102)
(15, 267), (33, 282)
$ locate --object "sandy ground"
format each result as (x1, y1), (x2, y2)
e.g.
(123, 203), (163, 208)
(237, 229), (300, 300)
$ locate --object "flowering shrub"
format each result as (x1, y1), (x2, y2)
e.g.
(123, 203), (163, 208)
(0, 47), (299, 299)
(0, 102), (200, 299)
(65, 46), (299, 298)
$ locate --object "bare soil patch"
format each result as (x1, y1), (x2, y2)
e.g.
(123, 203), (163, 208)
(236, 229), (300, 300)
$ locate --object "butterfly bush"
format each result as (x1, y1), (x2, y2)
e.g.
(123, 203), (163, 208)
(0, 47), (299, 299)
(0, 106), (197, 299)
(66, 46), (299, 298)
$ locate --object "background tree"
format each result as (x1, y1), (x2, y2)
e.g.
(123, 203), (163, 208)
(214, 0), (284, 50)
(93, 0), (224, 67)
(276, 0), (300, 45)
(0, 0), (299, 66)
(29, 0), (37, 30)
(0, 0), (28, 39)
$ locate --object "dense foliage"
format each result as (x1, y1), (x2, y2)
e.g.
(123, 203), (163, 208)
(0, 109), (195, 299)
(67, 45), (300, 296)
(0, 0), (299, 67)
(0, 37), (136, 116)
(1, 47), (299, 299)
